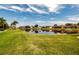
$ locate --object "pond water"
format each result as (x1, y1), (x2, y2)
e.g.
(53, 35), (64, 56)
(28, 30), (78, 35)
(29, 31), (61, 35)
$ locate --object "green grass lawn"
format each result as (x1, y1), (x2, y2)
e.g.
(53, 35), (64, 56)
(0, 29), (79, 55)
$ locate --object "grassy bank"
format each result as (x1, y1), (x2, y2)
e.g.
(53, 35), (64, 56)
(0, 29), (79, 55)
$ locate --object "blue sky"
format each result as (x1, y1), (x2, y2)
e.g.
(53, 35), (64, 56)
(0, 4), (79, 26)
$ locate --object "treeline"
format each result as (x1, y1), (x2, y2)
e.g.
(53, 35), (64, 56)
(0, 17), (18, 31)
(19, 23), (79, 34)
(0, 17), (79, 34)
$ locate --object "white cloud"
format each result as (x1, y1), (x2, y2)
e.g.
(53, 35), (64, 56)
(35, 20), (45, 23)
(10, 6), (23, 11)
(10, 6), (34, 12)
(0, 5), (33, 12)
(44, 4), (58, 12)
(35, 20), (76, 26)
(0, 6), (8, 9)
(71, 5), (79, 8)
(25, 8), (33, 12)
(71, 5), (79, 11)
(10, 6), (33, 12)
(44, 4), (65, 13)
(28, 4), (48, 14)
(67, 17), (79, 22)
(66, 14), (79, 22)
(0, 4), (65, 14)
(0, 6), (16, 12)
(27, 4), (65, 14)
(49, 21), (76, 24)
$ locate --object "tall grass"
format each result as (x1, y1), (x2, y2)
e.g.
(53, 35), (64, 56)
(0, 29), (79, 55)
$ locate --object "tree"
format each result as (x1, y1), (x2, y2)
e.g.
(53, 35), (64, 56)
(76, 23), (79, 28)
(11, 20), (18, 29)
(54, 24), (57, 26)
(53, 24), (58, 28)
(77, 23), (79, 25)
(65, 23), (72, 26)
(33, 24), (39, 31)
(0, 17), (9, 31)
(34, 24), (38, 27)
(25, 25), (31, 32)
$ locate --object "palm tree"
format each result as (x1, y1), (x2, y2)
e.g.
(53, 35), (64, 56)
(11, 20), (18, 29)
(0, 17), (8, 30)
(0, 17), (6, 25)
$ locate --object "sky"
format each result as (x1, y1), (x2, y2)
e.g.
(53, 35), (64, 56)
(0, 4), (79, 26)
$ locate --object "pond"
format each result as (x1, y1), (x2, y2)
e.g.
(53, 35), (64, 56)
(26, 29), (79, 35)
(29, 30), (63, 35)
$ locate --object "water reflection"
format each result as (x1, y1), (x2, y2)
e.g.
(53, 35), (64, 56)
(34, 30), (39, 33)
(27, 30), (78, 34)
(30, 30), (56, 34)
